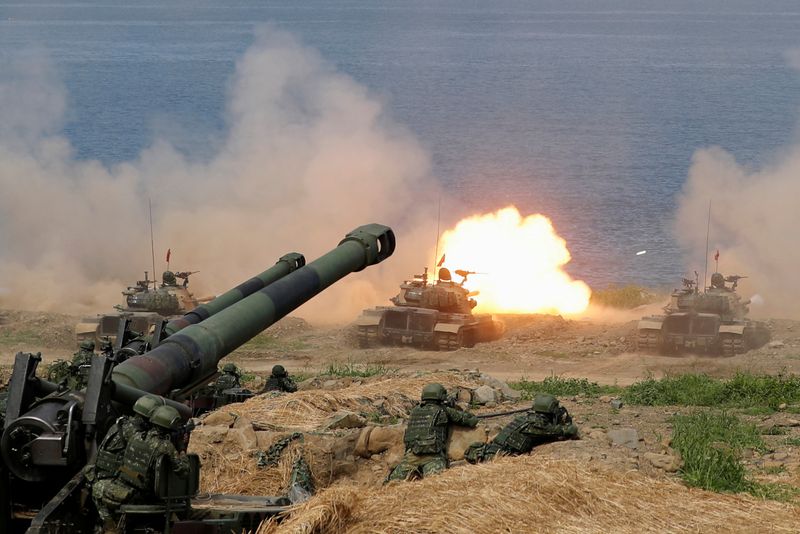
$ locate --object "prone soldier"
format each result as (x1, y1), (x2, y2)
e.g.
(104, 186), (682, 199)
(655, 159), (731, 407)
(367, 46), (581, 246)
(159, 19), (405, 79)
(465, 393), (578, 463)
(386, 383), (478, 482)
(261, 364), (298, 394)
(214, 363), (242, 393)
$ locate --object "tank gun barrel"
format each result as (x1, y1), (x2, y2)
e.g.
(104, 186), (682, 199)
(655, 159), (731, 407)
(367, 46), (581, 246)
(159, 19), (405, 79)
(164, 253), (306, 336)
(112, 224), (395, 395)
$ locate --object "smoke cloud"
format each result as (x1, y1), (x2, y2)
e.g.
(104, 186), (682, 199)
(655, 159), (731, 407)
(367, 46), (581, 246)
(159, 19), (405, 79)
(0, 28), (439, 323)
(675, 144), (800, 318)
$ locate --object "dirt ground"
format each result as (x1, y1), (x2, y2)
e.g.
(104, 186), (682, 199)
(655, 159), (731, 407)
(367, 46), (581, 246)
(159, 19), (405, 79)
(2, 307), (799, 384)
(3, 306), (800, 529)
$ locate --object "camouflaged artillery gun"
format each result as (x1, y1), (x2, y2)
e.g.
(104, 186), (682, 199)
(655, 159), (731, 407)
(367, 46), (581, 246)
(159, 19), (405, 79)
(0, 223), (395, 533)
(356, 267), (504, 350)
(636, 272), (770, 356)
(75, 269), (212, 348)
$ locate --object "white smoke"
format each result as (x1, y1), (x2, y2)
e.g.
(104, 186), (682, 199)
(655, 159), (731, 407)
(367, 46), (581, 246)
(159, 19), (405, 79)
(0, 28), (440, 323)
(675, 144), (800, 318)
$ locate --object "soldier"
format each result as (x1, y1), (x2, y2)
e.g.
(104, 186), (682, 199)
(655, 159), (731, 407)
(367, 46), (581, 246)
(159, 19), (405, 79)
(74, 339), (96, 365)
(710, 272), (727, 290)
(261, 364), (298, 393)
(90, 395), (164, 530)
(464, 394), (578, 464)
(95, 405), (189, 530)
(99, 338), (115, 360)
(162, 271), (177, 286)
(214, 363), (242, 393)
(386, 383), (478, 482)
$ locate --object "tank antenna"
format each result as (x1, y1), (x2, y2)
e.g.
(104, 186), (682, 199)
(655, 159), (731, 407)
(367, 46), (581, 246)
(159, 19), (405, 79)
(149, 197), (157, 291)
(703, 200), (711, 290)
(433, 196), (442, 283)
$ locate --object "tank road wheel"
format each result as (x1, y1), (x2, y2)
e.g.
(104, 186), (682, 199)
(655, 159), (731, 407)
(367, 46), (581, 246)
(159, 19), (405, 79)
(636, 330), (661, 352)
(436, 332), (461, 351)
(357, 325), (379, 348)
(720, 334), (745, 357)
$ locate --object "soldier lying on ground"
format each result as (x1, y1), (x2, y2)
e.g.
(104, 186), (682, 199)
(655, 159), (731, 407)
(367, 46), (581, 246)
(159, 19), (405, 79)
(386, 383), (478, 482)
(261, 364), (298, 393)
(464, 393), (578, 464)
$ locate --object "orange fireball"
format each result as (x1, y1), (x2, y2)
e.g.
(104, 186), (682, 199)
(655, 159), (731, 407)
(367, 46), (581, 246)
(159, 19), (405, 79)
(437, 206), (590, 315)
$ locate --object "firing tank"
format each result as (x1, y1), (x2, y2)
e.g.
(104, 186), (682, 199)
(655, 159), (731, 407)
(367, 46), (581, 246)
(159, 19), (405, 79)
(75, 269), (209, 347)
(0, 223), (395, 533)
(637, 273), (770, 356)
(356, 267), (504, 350)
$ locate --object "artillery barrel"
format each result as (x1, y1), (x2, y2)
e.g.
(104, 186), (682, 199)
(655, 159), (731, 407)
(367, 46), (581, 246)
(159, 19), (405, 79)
(164, 252), (306, 336)
(112, 224), (395, 396)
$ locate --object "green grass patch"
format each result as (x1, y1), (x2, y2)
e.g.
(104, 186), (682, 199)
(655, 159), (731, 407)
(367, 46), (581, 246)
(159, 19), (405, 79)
(510, 376), (621, 399)
(324, 360), (395, 378)
(590, 285), (659, 309)
(761, 425), (788, 436)
(784, 437), (800, 447)
(671, 411), (766, 494)
(0, 328), (41, 345)
(242, 333), (309, 351)
(622, 372), (800, 409)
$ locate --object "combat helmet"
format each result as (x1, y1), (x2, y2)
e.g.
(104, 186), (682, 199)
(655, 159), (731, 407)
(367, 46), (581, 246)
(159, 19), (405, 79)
(272, 364), (287, 377)
(150, 405), (182, 431)
(133, 394), (166, 419)
(80, 339), (95, 351)
(533, 394), (559, 414)
(162, 271), (177, 286)
(421, 383), (447, 402)
(222, 363), (238, 374)
(710, 272), (725, 289)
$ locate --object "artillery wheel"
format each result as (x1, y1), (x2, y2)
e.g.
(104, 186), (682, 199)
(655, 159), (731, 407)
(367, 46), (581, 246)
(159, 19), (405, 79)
(436, 332), (461, 351)
(720, 334), (745, 357)
(636, 330), (661, 352)
(357, 325), (379, 348)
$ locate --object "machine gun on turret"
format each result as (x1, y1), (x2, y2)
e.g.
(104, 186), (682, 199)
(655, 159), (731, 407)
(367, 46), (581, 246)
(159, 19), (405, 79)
(173, 271), (199, 287)
(0, 223), (395, 533)
(724, 275), (747, 291)
(454, 269), (484, 285)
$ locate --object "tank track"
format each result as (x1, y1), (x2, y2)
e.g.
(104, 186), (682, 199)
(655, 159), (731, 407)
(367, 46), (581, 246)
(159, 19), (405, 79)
(436, 332), (461, 351)
(720, 334), (745, 357)
(357, 325), (379, 348)
(636, 330), (661, 351)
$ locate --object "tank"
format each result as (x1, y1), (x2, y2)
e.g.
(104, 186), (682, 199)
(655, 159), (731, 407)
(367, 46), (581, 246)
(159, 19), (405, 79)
(75, 270), (209, 346)
(637, 273), (771, 356)
(356, 267), (504, 350)
(0, 223), (395, 533)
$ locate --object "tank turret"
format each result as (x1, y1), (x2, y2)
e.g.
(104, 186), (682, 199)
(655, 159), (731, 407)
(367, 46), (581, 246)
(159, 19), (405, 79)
(637, 272), (770, 356)
(1, 223), (395, 531)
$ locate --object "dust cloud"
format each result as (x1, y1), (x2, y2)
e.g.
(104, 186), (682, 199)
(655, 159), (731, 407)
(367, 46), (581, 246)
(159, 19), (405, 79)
(0, 28), (439, 323)
(675, 144), (800, 319)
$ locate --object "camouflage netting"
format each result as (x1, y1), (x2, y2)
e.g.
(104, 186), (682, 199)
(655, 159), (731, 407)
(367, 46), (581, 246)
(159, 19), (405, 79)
(257, 453), (800, 534)
(230, 372), (479, 432)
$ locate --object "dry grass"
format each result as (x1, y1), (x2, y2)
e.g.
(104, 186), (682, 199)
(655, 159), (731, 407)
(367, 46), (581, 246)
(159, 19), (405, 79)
(193, 437), (330, 496)
(233, 373), (477, 432)
(259, 454), (800, 534)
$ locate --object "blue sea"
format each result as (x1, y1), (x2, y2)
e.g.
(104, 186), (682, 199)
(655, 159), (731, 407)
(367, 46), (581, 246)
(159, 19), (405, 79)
(2, 0), (799, 288)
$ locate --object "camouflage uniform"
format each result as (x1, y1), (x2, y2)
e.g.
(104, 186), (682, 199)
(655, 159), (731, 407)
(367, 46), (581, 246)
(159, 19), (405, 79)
(387, 383), (478, 482)
(214, 364), (241, 393)
(91, 397), (172, 529)
(261, 364), (297, 393)
(47, 340), (95, 389)
(465, 394), (578, 464)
